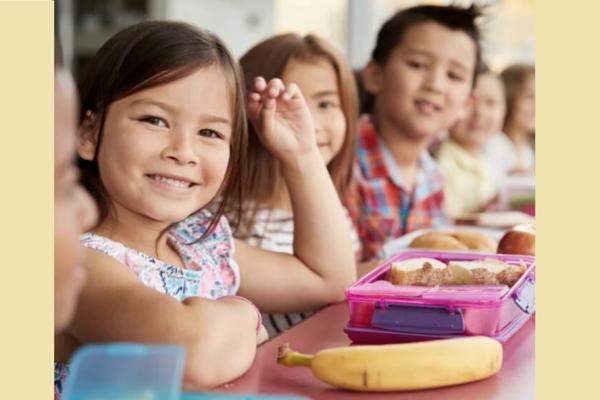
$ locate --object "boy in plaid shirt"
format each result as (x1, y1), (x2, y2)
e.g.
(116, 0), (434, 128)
(345, 4), (483, 261)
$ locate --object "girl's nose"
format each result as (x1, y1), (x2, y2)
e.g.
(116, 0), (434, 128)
(163, 131), (199, 166)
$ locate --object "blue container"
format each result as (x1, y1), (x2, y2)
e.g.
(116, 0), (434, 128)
(62, 343), (185, 400)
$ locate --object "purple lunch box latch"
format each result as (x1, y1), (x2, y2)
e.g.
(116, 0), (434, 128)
(371, 302), (465, 335)
(513, 277), (535, 314)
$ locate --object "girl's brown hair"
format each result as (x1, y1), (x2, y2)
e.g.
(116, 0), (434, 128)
(500, 63), (535, 132)
(77, 21), (247, 239)
(236, 33), (358, 236)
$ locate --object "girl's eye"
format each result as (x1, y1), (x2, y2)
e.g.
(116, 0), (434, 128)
(318, 100), (338, 110)
(140, 116), (168, 128)
(198, 129), (223, 140)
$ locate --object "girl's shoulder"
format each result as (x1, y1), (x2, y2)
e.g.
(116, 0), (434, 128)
(170, 209), (233, 246)
(81, 232), (130, 263)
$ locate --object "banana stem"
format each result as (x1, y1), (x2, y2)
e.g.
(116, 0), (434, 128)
(277, 344), (313, 367)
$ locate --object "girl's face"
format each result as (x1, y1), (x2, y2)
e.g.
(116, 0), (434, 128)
(510, 73), (535, 134)
(368, 22), (475, 140)
(451, 73), (506, 148)
(55, 70), (98, 331)
(282, 57), (346, 164)
(80, 66), (233, 225)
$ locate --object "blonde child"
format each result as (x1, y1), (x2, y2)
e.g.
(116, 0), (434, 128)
(54, 45), (98, 395)
(235, 33), (360, 336)
(54, 21), (356, 397)
(344, 4), (483, 260)
(484, 64), (535, 177)
(437, 65), (506, 218)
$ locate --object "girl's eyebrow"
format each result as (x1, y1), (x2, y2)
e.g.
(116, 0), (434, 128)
(130, 98), (175, 113)
(312, 90), (339, 98)
(199, 114), (231, 125)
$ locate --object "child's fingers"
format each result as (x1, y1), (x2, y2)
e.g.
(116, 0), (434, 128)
(247, 92), (262, 120)
(281, 82), (302, 102)
(266, 78), (285, 98)
(253, 76), (267, 93)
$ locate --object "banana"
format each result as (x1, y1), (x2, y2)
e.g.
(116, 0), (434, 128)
(277, 336), (502, 391)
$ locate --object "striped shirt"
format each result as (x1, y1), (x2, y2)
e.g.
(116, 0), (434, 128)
(244, 207), (361, 337)
(344, 115), (447, 261)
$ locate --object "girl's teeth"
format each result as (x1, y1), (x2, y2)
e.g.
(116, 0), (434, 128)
(151, 175), (191, 188)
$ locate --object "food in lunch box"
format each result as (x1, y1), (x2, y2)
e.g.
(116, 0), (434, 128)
(388, 257), (451, 286)
(277, 336), (503, 391)
(409, 230), (497, 252)
(497, 224), (535, 256)
(448, 259), (526, 286)
(389, 257), (526, 287)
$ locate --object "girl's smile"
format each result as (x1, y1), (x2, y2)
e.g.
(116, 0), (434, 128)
(79, 66), (233, 225)
(145, 173), (200, 192)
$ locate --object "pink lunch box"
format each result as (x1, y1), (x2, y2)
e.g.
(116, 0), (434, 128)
(344, 250), (535, 344)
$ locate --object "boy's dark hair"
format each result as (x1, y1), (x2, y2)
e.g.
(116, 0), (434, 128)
(372, 4), (484, 86)
(77, 21), (248, 239)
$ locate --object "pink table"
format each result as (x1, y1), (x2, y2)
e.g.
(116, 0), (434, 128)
(218, 302), (535, 399)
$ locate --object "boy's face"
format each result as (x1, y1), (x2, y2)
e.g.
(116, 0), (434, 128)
(368, 21), (476, 141)
(54, 69), (98, 332)
(451, 73), (506, 148)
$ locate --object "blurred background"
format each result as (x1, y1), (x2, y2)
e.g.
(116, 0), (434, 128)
(55, 0), (534, 79)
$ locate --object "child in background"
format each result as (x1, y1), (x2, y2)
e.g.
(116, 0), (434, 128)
(436, 64), (506, 218)
(236, 33), (360, 336)
(484, 64), (535, 177)
(344, 4), (483, 261)
(55, 44), (99, 396)
(54, 21), (355, 397)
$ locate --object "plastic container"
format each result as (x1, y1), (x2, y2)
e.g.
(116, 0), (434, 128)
(62, 343), (185, 400)
(345, 250), (535, 344)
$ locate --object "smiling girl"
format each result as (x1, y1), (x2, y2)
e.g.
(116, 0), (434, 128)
(54, 21), (355, 397)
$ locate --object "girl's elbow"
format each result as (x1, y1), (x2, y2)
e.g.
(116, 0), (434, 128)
(181, 350), (244, 390)
(182, 367), (222, 391)
(182, 332), (255, 390)
(323, 277), (354, 303)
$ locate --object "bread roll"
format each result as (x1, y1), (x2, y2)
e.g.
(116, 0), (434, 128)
(451, 231), (498, 253)
(409, 232), (469, 251)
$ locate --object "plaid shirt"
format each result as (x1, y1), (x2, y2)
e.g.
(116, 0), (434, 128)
(344, 115), (447, 261)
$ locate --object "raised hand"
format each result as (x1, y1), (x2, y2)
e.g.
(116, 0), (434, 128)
(247, 77), (318, 165)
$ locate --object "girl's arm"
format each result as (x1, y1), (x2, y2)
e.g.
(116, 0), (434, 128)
(68, 249), (260, 390)
(236, 77), (356, 312)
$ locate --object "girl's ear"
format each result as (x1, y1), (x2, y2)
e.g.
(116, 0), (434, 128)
(362, 61), (383, 95)
(78, 110), (99, 161)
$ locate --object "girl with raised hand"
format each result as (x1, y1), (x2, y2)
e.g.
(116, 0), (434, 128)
(235, 33), (360, 336)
